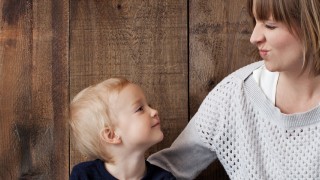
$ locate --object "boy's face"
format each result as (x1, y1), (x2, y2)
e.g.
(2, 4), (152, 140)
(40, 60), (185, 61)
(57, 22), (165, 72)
(112, 83), (163, 150)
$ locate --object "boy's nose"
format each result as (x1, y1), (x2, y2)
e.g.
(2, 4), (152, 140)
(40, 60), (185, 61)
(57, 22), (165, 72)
(150, 107), (159, 118)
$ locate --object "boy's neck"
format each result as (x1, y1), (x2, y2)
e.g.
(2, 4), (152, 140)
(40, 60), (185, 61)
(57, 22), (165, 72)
(105, 153), (147, 180)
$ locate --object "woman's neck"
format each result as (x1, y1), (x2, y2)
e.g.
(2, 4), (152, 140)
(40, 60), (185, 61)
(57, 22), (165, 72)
(105, 153), (146, 180)
(276, 71), (320, 114)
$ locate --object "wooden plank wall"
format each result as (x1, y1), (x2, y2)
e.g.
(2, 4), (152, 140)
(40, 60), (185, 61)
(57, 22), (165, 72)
(0, 0), (69, 179)
(69, 0), (189, 171)
(0, 0), (257, 179)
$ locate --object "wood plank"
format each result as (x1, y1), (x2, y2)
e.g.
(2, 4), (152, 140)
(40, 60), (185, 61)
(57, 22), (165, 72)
(189, 0), (257, 179)
(69, 0), (188, 171)
(0, 0), (69, 179)
(51, 1), (69, 179)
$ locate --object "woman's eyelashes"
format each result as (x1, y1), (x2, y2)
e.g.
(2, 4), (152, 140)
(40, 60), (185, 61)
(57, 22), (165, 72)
(264, 20), (277, 29)
(265, 24), (276, 30)
(254, 18), (277, 30)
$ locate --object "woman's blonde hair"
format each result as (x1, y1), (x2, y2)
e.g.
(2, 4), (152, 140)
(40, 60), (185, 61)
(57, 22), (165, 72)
(69, 78), (130, 162)
(247, 0), (320, 75)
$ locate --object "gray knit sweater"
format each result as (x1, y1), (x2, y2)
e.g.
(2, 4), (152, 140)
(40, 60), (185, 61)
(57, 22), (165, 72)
(148, 61), (320, 180)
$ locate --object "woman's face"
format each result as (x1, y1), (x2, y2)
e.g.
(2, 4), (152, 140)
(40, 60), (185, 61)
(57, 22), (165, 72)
(250, 13), (304, 73)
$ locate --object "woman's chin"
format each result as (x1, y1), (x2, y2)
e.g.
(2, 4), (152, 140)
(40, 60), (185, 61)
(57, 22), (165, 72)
(264, 62), (279, 72)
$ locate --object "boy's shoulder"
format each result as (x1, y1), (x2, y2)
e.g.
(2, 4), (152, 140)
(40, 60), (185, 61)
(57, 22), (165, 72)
(72, 159), (100, 168)
(144, 161), (176, 180)
(71, 159), (102, 173)
(71, 159), (176, 180)
(70, 159), (117, 180)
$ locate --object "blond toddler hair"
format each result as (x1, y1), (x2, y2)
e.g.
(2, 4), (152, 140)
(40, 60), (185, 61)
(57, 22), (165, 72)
(70, 78), (130, 163)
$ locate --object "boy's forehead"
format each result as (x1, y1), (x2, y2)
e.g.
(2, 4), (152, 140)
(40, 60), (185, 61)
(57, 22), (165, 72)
(113, 83), (145, 105)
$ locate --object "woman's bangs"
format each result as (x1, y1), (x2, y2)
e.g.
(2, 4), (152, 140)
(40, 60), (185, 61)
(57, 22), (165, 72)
(253, 0), (273, 21)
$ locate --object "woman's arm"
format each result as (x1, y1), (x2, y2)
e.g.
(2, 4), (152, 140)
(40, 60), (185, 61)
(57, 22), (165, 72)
(148, 116), (217, 179)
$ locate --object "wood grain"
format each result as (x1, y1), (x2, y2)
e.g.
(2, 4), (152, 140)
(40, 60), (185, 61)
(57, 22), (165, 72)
(0, 0), (69, 179)
(189, 0), (256, 179)
(69, 0), (188, 171)
(0, 0), (260, 178)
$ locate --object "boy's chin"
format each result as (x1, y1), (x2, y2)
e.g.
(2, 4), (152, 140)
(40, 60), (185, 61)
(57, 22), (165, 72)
(158, 132), (164, 141)
(153, 131), (164, 144)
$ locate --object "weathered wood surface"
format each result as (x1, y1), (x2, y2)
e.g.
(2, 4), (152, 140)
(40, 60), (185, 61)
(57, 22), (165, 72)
(0, 0), (259, 179)
(0, 0), (69, 179)
(69, 0), (188, 170)
(189, 0), (257, 179)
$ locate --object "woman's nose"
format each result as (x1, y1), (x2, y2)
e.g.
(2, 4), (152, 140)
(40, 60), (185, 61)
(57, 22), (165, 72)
(250, 24), (265, 46)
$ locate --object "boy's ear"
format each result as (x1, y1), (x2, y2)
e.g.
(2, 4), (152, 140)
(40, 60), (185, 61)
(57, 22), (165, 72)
(100, 128), (121, 144)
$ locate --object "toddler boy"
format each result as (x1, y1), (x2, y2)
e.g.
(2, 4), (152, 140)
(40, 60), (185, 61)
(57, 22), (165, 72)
(70, 78), (175, 180)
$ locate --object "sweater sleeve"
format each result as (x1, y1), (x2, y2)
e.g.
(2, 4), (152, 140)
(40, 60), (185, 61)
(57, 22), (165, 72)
(147, 117), (217, 179)
(147, 76), (237, 179)
(148, 76), (241, 179)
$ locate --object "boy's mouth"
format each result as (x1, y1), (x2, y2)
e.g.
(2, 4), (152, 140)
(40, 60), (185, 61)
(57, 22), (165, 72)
(152, 122), (160, 128)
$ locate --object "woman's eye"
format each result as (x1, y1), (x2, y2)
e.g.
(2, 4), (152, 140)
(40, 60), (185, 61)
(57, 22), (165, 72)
(265, 24), (276, 30)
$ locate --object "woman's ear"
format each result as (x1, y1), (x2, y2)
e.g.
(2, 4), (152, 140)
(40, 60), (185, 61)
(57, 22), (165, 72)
(100, 127), (121, 144)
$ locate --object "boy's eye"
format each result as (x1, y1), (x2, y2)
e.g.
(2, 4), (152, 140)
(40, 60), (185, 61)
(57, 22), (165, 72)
(136, 106), (144, 112)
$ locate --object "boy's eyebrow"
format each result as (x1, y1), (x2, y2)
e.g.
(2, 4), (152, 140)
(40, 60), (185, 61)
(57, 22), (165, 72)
(131, 98), (143, 107)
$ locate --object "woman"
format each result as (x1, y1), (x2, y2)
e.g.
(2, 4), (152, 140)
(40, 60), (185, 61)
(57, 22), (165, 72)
(148, 0), (320, 179)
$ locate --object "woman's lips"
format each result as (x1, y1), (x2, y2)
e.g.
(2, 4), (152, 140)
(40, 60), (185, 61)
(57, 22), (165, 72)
(259, 50), (268, 57)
